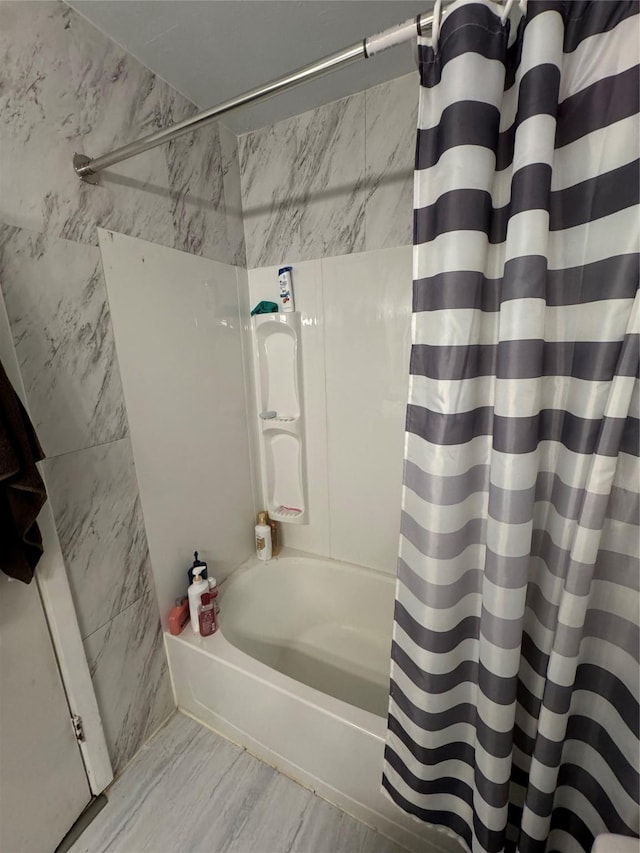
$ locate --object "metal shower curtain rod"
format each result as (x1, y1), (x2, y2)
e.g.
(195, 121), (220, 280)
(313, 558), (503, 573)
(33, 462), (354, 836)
(73, 6), (450, 183)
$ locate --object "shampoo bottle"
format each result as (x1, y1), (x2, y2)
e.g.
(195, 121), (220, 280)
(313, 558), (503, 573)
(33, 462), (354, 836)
(255, 511), (272, 561)
(188, 565), (209, 633)
(278, 266), (295, 312)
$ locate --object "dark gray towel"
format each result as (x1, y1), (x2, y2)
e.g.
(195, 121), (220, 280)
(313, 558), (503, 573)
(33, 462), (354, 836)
(0, 359), (47, 583)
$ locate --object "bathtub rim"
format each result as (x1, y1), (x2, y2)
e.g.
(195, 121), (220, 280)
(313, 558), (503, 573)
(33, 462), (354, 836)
(219, 546), (399, 590)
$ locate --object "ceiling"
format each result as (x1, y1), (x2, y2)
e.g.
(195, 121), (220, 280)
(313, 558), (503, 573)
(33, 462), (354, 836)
(67, 1), (432, 134)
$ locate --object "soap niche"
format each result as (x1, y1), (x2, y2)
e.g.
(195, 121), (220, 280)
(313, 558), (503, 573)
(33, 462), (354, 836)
(253, 313), (306, 524)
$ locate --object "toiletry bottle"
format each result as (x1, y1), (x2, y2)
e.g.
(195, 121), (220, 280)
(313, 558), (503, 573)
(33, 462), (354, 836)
(188, 565), (209, 633)
(198, 592), (217, 637)
(255, 511), (272, 561)
(278, 266), (295, 312)
(207, 577), (220, 614)
(168, 596), (190, 636)
(267, 514), (280, 557)
(187, 551), (208, 585)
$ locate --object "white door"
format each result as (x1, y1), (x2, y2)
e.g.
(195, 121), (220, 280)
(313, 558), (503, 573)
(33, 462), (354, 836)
(0, 572), (92, 853)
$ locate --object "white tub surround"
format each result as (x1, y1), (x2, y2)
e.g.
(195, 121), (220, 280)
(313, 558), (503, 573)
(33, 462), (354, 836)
(166, 552), (462, 853)
(247, 246), (412, 572)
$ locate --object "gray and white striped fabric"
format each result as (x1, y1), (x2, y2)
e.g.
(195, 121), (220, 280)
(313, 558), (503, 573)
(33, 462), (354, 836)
(383, 2), (639, 852)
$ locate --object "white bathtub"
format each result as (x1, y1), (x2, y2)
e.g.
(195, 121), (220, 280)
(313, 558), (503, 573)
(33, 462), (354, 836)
(165, 551), (461, 853)
(220, 552), (395, 717)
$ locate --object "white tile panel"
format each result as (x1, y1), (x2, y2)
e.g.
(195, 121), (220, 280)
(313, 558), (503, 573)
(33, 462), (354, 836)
(98, 230), (255, 624)
(322, 246), (412, 574)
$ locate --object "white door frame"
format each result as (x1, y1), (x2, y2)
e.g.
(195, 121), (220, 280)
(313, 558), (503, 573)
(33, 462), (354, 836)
(36, 503), (114, 795)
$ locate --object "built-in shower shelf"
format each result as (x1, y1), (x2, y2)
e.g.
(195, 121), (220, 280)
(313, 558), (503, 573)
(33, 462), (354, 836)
(270, 505), (304, 521)
(261, 417), (301, 436)
(252, 311), (307, 524)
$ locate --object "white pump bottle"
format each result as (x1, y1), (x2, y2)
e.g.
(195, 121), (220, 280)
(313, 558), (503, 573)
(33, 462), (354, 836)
(188, 566), (209, 633)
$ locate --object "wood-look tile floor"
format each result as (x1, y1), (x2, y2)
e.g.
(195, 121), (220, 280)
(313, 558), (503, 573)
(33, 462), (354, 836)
(71, 712), (410, 853)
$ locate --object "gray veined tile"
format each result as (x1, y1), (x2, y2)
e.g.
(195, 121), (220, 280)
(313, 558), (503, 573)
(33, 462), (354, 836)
(296, 92), (366, 263)
(131, 742), (313, 853)
(160, 88), (232, 265)
(215, 764), (312, 853)
(239, 92), (366, 268)
(63, 8), (175, 248)
(0, 224), (127, 457)
(0, 1), (85, 240)
(71, 716), (243, 853)
(183, 753), (280, 853)
(219, 122), (247, 268)
(83, 590), (174, 776)
(0, 1), (226, 257)
(66, 718), (186, 853)
(41, 437), (153, 639)
(69, 713), (411, 853)
(360, 828), (413, 853)
(240, 118), (302, 269)
(290, 795), (407, 853)
(365, 73), (419, 253)
(290, 797), (371, 853)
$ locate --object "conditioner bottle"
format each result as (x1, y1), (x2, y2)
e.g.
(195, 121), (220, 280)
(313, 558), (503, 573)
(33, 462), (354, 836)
(255, 511), (272, 561)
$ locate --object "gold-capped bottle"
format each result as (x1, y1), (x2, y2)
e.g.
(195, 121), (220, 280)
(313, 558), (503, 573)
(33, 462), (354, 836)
(255, 511), (272, 561)
(267, 514), (280, 557)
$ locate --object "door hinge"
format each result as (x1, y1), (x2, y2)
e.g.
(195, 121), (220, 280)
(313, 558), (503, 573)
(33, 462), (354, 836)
(71, 714), (85, 742)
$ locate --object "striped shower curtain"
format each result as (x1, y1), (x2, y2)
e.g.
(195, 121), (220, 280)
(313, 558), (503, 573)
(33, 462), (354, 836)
(383, 2), (639, 852)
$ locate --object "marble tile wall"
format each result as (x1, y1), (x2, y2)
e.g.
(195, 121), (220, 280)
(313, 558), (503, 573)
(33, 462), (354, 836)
(364, 74), (419, 255)
(83, 592), (174, 776)
(239, 72), (418, 269)
(0, 0), (242, 776)
(0, 1), (245, 265)
(41, 437), (153, 641)
(0, 225), (127, 458)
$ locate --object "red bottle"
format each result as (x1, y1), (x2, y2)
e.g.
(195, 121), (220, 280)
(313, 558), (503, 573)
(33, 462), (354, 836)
(198, 592), (217, 637)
